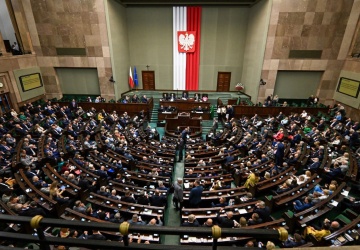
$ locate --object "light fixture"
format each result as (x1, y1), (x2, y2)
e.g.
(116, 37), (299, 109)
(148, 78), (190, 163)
(259, 79), (266, 86)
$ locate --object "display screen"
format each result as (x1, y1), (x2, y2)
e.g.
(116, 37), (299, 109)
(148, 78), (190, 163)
(19, 73), (43, 92)
(337, 77), (360, 98)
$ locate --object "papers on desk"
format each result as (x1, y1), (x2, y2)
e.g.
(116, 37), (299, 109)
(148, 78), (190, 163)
(330, 200), (339, 207)
(238, 209), (247, 214)
(162, 112), (171, 114)
(142, 209), (153, 215)
(188, 237), (203, 243)
(341, 190), (349, 196)
(195, 111), (203, 113)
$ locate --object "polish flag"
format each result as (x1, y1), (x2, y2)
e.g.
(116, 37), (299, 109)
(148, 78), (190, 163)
(129, 67), (134, 89)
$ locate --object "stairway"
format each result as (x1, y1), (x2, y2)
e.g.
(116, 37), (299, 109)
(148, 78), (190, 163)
(201, 112), (223, 140)
(150, 100), (160, 123)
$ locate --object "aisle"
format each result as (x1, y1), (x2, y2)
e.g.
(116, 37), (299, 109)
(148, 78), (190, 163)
(162, 156), (184, 245)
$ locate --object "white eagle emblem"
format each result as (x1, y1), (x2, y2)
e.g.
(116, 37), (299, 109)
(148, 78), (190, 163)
(179, 33), (195, 51)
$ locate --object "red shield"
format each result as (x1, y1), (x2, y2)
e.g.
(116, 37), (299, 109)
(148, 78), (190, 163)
(178, 31), (196, 53)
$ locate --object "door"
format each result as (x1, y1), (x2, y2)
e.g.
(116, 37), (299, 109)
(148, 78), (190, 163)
(142, 71), (155, 90)
(0, 93), (13, 116)
(217, 72), (231, 92)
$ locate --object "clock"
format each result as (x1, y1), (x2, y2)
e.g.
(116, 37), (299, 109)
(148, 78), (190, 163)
(0, 82), (3, 88)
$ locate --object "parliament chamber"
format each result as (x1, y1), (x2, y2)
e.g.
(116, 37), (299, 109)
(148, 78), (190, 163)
(1, 0), (360, 249)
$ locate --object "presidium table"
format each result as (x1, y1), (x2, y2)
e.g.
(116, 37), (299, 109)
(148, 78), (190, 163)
(158, 99), (211, 121)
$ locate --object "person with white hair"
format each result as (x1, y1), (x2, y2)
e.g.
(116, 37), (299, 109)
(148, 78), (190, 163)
(173, 178), (183, 211)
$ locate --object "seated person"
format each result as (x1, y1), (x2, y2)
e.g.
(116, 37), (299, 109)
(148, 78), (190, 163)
(182, 91), (189, 99)
(182, 214), (200, 227)
(158, 105), (167, 112)
(211, 197), (228, 207)
(342, 196), (360, 213)
(202, 94), (208, 102)
(247, 212), (263, 225)
(194, 93), (201, 101)
(293, 196), (313, 212)
(308, 157), (320, 170)
(162, 93), (170, 100)
(195, 106), (203, 112)
(170, 93), (176, 101)
(303, 222), (331, 241)
(140, 95), (148, 103)
(283, 233), (306, 248)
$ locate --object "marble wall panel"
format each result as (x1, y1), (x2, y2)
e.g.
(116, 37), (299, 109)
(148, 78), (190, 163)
(258, 0), (355, 104)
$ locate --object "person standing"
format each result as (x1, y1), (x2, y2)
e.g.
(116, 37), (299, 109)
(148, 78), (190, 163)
(173, 178), (183, 211)
(181, 127), (189, 144)
(69, 99), (78, 111)
(189, 180), (203, 208)
(177, 138), (185, 162)
(275, 141), (285, 167)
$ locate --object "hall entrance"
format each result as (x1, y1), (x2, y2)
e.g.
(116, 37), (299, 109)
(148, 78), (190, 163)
(0, 93), (13, 115)
(217, 72), (231, 91)
(142, 71), (155, 90)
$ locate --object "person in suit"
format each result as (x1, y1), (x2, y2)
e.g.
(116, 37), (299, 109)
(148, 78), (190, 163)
(136, 191), (150, 205)
(325, 162), (342, 176)
(247, 213), (263, 225)
(342, 197), (360, 213)
(69, 99), (78, 110)
(182, 92), (188, 99)
(182, 214), (200, 227)
(195, 106), (203, 112)
(283, 233), (306, 248)
(149, 189), (167, 207)
(19, 201), (47, 217)
(254, 201), (271, 222)
(275, 141), (285, 167)
(308, 158), (321, 170)
(121, 190), (136, 203)
(177, 138), (185, 162)
(173, 178), (183, 211)
(217, 209), (235, 228)
(181, 127), (189, 143)
(293, 196), (313, 212)
(224, 152), (235, 165)
(189, 180), (203, 208)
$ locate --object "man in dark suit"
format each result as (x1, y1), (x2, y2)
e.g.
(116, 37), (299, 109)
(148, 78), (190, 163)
(149, 189), (167, 207)
(181, 127), (189, 143)
(177, 138), (185, 162)
(275, 141), (285, 167)
(19, 201), (47, 217)
(189, 180), (203, 208)
(69, 99), (78, 110)
(308, 158), (320, 170)
(217, 209), (235, 228)
(224, 153), (234, 165)
(254, 201), (271, 222)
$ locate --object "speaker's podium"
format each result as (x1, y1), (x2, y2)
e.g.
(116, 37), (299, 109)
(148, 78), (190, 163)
(165, 112), (202, 136)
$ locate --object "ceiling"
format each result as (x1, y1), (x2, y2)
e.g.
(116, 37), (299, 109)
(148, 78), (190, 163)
(115, 0), (263, 7)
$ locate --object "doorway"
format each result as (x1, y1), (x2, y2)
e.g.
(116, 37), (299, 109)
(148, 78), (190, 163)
(217, 72), (231, 92)
(142, 71), (155, 90)
(0, 93), (13, 115)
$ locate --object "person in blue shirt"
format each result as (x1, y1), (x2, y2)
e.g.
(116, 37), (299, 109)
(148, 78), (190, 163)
(335, 111), (342, 121)
(293, 196), (313, 212)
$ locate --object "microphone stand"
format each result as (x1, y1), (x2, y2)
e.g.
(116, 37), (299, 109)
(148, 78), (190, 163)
(177, 88), (178, 99)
